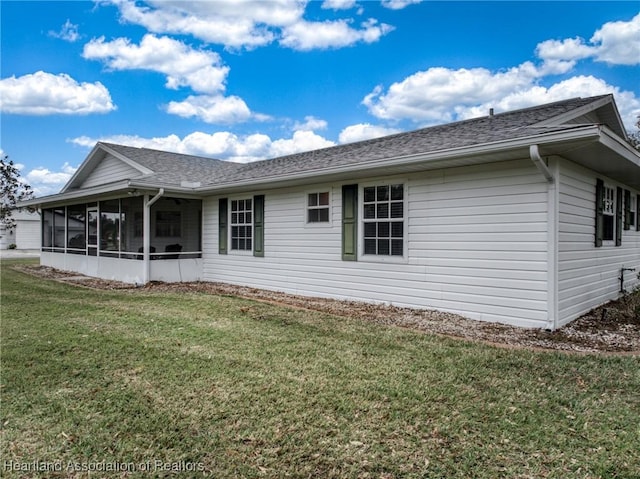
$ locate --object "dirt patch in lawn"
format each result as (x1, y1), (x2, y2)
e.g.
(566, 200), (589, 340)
(13, 264), (640, 354)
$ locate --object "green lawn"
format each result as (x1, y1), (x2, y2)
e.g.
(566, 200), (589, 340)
(1, 259), (639, 478)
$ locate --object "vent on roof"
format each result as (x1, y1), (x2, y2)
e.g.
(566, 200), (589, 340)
(489, 108), (494, 117)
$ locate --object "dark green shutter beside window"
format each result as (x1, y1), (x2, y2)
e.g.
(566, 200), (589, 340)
(253, 194), (264, 257)
(624, 189), (631, 230)
(616, 186), (623, 246)
(595, 179), (604, 247)
(342, 184), (358, 261)
(219, 198), (228, 254)
(637, 195), (640, 232)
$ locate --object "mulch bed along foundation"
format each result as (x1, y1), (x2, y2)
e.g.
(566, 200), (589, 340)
(12, 264), (640, 354)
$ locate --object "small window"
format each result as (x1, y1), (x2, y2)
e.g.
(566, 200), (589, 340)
(307, 192), (330, 223)
(630, 194), (637, 229)
(363, 184), (404, 256)
(602, 186), (615, 241)
(231, 199), (252, 250)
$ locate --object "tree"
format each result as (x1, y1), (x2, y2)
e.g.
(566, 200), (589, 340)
(1, 155), (34, 233)
(629, 116), (640, 151)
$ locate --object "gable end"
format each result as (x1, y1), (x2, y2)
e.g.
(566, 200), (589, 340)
(80, 153), (145, 189)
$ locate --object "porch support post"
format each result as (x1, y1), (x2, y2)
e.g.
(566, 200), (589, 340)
(143, 188), (165, 284)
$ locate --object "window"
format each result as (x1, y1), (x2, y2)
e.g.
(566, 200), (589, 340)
(363, 184), (404, 256)
(602, 185), (615, 241)
(629, 192), (636, 229)
(307, 192), (330, 223)
(231, 199), (252, 250)
(155, 211), (181, 237)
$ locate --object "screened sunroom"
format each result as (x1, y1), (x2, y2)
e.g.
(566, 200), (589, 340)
(40, 194), (203, 284)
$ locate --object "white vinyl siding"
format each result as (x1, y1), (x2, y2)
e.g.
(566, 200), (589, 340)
(81, 154), (142, 189)
(558, 160), (640, 326)
(203, 159), (551, 328)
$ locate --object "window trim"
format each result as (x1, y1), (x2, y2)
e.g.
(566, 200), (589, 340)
(628, 191), (636, 230)
(602, 184), (616, 245)
(305, 189), (332, 226)
(357, 180), (408, 263)
(229, 197), (254, 253)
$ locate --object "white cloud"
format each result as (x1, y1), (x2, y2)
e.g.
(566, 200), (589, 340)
(26, 163), (77, 197)
(363, 13), (640, 131)
(83, 34), (229, 94)
(281, 18), (393, 50)
(0, 71), (115, 115)
(590, 13), (640, 65)
(535, 37), (593, 65)
(48, 19), (81, 42)
(338, 123), (401, 144)
(364, 62), (640, 131)
(293, 116), (328, 131)
(109, 0), (301, 49)
(381, 0), (422, 10)
(270, 130), (335, 157)
(104, 0), (392, 51)
(70, 129), (336, 163)
(363, 63), (543, 123)
(459, 76), (640, 131)
(322, 0), (358, 10)
(536, 13), (640, 66)
(166, 95), (254, 124)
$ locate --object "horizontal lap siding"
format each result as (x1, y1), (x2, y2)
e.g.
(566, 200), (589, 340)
(558, 161), (640, 326)
(81, 154), (141, 188)
(203, 160), (549, 328)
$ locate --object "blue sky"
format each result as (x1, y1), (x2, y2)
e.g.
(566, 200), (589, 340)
(1, 1), (639, 197)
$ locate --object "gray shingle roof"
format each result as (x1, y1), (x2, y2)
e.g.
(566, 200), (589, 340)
(103, 95), (614, 188)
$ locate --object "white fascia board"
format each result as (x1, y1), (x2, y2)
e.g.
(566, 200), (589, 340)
(60, 143), (154, 194)
(60, 142), (104, 193)
(99, 143), (155, 175)
(19, 180), (135, 208)
(535, 96), (613, 127)
(194, 125), (603, 194)
(598, 126), (640, 167)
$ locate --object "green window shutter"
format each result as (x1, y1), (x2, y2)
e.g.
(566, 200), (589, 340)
(253, 194), (264, 257)
(342, 184), (358, 261)
(595, 179), (604, 247)
(219, 198), (228, 255)
(615, 186), (623, 246)
(637, 195), (640, 232)
(624, 189), (631, 230)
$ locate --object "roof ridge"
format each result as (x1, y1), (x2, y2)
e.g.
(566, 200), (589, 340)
(99, 141), (228, 163)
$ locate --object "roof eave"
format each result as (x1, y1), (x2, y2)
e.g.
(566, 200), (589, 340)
(195, 125), (604, 194)
(19, 180), (135, 208)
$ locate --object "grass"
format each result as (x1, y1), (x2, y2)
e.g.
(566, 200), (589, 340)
(1, 259), (639, 478)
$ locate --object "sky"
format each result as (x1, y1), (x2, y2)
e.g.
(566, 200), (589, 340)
(1, 1), (639, 197)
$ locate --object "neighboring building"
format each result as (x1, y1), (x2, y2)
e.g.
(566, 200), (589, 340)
(0, 209), (40, 250)
(20, 95), (640, 329)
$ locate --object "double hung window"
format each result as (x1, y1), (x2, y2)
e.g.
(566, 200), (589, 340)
(602, 185), (615, 242)
(231, 199), (253, 251)
(362, 184), (404, 256)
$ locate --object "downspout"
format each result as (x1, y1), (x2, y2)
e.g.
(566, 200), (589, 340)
(530, 146), (558, 330)
(142, 188), (164, 284)
(529, 145), (554, 183)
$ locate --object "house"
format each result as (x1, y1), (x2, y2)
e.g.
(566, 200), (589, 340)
(0, 209), (40, 250)
(20, 94), (640, 329)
